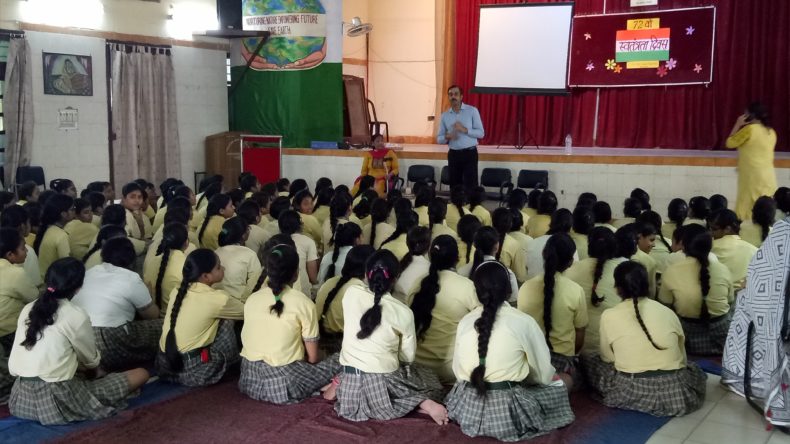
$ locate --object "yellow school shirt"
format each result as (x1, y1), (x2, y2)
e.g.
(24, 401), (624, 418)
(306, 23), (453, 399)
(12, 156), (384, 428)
(500, 234), (528, 283)
(712, 235), (757, 289)
(684, 218), (707, 227)
(315, 277), (363, 334)
(517, 274), (588, 356)
(0, 259), (39, 337)
(520, 209), (531, 234)
(470, 205), (492, 226)
(569, 231), (588, 260)
(453, 303), (555, 385)
(64, 220), (99, 261)
(84, 250), (102, 270)
(445, 204), (468, 232)
(322, 217), (349, 253)
(245, 224), (267, 259)
(600, 298), (686, 373)
(631, 249), (657, 298)
(414, 206), (430, 227)
(414, 270), (480, 383)
(381, 233), (409, 261)
(362, 221), (396, 249)
(658, 257), (733, 318)
(142, 249), (187, 316)
(300, 213), (324, 254)
(37, 225), (70, 279)
(650, 238), (672, 275)
(190, 205), (205, 233)
(125, 208), (153, 241)
(340, 285), (417, 373)
(527, 214), (552, 238)
(152, 206), (167, 233)
(159, 282), (244, 352)
(214, 245), (261, 303)
(262, 219), (280, 242)
(241, 286), (318, 366)
(312, 206), (330, 227)
(662, 221), (678, 240)
(200, 215), (226, 251)
(457, 242), (475, 269)
(431, 222), (458, 243)
(739, 220), (768, 248)
(612, 217), (635, 229)
(25, 232), (35, 248)
(509, 230), (532, 255)
(563, 257), (627, 356)
(91, 214), (101, 228)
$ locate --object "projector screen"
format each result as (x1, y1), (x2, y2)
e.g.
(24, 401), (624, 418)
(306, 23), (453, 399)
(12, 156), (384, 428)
(473, 3), (574, 95)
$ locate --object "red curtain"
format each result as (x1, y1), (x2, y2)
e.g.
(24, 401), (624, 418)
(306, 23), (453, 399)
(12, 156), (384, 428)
(454, 0), (790, 151)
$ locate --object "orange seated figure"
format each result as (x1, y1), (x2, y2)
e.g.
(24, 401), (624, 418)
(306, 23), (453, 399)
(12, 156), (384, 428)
(351, 147), (399, 197)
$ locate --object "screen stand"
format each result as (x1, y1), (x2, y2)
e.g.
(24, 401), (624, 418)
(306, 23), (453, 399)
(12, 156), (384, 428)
(498, 95), (540, 150)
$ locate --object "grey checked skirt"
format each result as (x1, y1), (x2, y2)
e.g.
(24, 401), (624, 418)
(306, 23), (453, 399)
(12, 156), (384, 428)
(681, 313), (732, 356)
(334, 363), (444, 422)
(445, 380), (574, 442)
(582, 354), (707, 417)
(156, 319), (240, 387)
(239, 353), (341, 405)
(95, 318), (163, 371)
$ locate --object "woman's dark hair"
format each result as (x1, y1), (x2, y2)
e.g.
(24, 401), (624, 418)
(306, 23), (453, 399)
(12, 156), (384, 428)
(239, 173), (259, 193)
(369, 198), (389, 248)
(100, 237), (136, 269)
(158, 178), (180, 202)
(637, 210), (671, 251)
(269, 196), (292, 220)
(82, 225), (127, 263)
(326, 222), (362, 279)
(288, 179), (308, 198)
(774, 187), (790, 214)
(411, 235), (458, 340)
(629, 188), (651, 211)
(313, 187), (335, 213)
(320, 245), (375, 330)
(1, 205), (30, 230)
(623, 198), (643, 218)
(357, 250), (401, 339)
(22, 202), (41, 230)
(196, 181), (222, 209)
(121, 181), (143, 198)
(458, 215), (483, 264)
(355, 175), (375, 198)
(155, 223), (188, 307)
(507, 189), (528, 210)
(73, 197), (90, 215)
(226, 189), (244, 210)
(292, 189), (314, 212)
(164, 249), (219, 371)
(709, 194), (728, 214)
(471, 226), (499, 274)
(0, 191), (15, 208)
(17, 181), (38, 201)
(102, 204), (126, 227)
(353, 189), (379, 220)
(86, 192), (106, 212)
(613, 261), (664, 350)
(414, 187), (434, 209)
(667, 198), (689, 226)
(427, 198), (447, 233)
(218, 217), (248, 247)
(709, 209), (740, 235)
(747, 101), (771, 128)
(491, 208), (512, 260)
(689, 196), (711, 220)
(278, 210), (303, 236)
(315, 177), (333, 195)
(380, 209), (417, 247)
(450, 186), (467, 217)
(752, 196), (776, 241)
(684, 231), (714, 322)
(197, 175), (222, 194)
(276, 178), (290, 192)
(329, 193), (353, 246)
(509, 208), (524, 232)
(537, 191), (558, 216)
(615, 224), (639, 258)
(680, 224), (708, 250)
(0, 228), (23, 259)
(21, 257), (85, 349)
(167, 195), (191, 212)
(541, 233), (576, 349)
(266, 244), (300, 317)
(198, 193), (231, 245)
(468, 186), (486, 212)
(572, 207), (595, 235)
(592, 201), (612, 224)
(164, 206), (191, 227)
(527, 189), (542, 210)
(38, 190), (56, 207)
(50, 179), (75, 195)
(237, 200), (261, 225)
(401, 226), (431, 270)
(547, 208), (573, 235)
(385, 189), (402, 209)
(33, 194), (74, 255)
(469, 261), (511, 396)
(588, 227), (618, 307)
(251, 234), (296, 293)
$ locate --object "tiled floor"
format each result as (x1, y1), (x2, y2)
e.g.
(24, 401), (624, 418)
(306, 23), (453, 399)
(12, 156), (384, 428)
(646, 375), (790, 444)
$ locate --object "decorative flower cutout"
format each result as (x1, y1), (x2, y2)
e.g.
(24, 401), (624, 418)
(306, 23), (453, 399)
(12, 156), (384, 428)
(586, 61), (595, 71)
(657, 66), (668, 77)
(665, 58), (678, 70)
(613, 64), (623, 74)
(605, 59), (617, 70)
(693, 64), (703, 74)
(686, 26), (695, 35)
(584, 33), (592, 40)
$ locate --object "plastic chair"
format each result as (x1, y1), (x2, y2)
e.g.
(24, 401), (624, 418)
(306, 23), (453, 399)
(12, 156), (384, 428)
(406, 165), (436, 188)
(480, 168), (513, 205)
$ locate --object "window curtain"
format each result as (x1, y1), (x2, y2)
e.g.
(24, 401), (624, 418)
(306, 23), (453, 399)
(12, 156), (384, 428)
(109, 43), (180, 188)
(454, 0), (790, 150)
(3, 37), (34, 188)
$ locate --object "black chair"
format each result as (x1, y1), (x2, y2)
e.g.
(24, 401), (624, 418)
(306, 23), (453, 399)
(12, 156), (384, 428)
(438, 165), (451, 193)
(16, 166), (46, 189)
(517, 169), (549, 190)
(406, 165), (436, 188)
(480, 168), (513, 205)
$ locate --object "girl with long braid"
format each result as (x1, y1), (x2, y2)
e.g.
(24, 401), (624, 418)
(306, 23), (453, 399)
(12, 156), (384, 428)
(34, 194), (75, 279)
(239, 244), (342, 405)
(393, 226), (432, 304)
(491, 207), (528, 283)
(710, 209), (757, 289)
(458, 226), (519, 300)
(508, 208), (533, 257)
(8, 258), (150, 424)
(293, 189), (324, 252)
(142, 223), (189, 316)
(526, 190), (557, 238)
(583, 261), (707, 417)
(468, 186), (492, 226)
(456, 214), (481, 268)
(318, 221), (362, 284)
(445, 186), (468, 232)
(659, 231), (733, 355)
(361, 198), (395, 248)
(446, 261), (573, 441)
(525, 208), (575, 280)
(663, 198), (689, 239)
(321, 193), (353, 253)
(410, 235), (480, 383)
(637, 210), (672, 274)
(427, 197), (458, 242)
(249, 234), (298, 294)
(350, 189), (378, 228)
(198, 193), (235, 251)
(311, 187), (334, 226)
(739, 196), (776, 247)
(279, 210), (320, 294)
(380, 208), (418, 261)
(82, 225), (128, 270)
(215, 218), (261, 303)
(627, 222), (659, 298)
(412, 186), (434, 227)
(156, 249), (243, 386)
(315, 245), (376, 354)
(570, 206), (594, 260)
(518, 233), (587, 389)
(564, 227), (627, 356)
(335, 249), (447, 425)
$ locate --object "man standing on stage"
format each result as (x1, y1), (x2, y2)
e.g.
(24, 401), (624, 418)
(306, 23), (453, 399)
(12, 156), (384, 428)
(437, 85), (485, 188)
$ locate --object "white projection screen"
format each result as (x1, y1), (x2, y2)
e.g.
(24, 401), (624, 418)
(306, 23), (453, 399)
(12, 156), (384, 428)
(473, 3), (574, 95)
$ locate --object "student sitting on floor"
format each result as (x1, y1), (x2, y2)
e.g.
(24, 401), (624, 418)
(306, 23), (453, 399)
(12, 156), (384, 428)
(261, 196), (291, 243)
(709, 209), (757, 289)
(446, 260), (574, 441)
(64, 198), (99, 261)
(446, 186), (468, 232)
(350, 189), (377, 228)
(686, 196), (710, 227)
(659, 230), (733, 356)
(334, 250), (448, 425)
(583, 261), (707, 417)
(8, 258), (149, 425)
(570, 207), (594, 261)
(239, 244), (341, 405)
(664, 198), (689, 240)
(413, 186), (433, 227)
(15, 181), (39, 207)
(157, 249), (243, 387)
(293, 189), (323, 253)
(458, 226), (519, 300)
(456, 214), (481, 269)
(492, 207), (528, 283)
(315, 245), (376, 355)
(525, 209), (577, 281)
(380, 209), (419, 262)
(428, 198), (458, 242)
(318, 222), (361, 285)
(322, 193), (353, 253)
(527, 191), (557, 238)
(143, 223), (189, 317)
(627, 222), (658, 298)
(739, 196), (776, 248)
(393, 226), (432, 304)
(468, 186), (492, 226)
(237, 200), (266, 260)
(637, 211), (673, 275)
(631, 188), (652, 212)
(0, 229), (39, 355)
(507, 208), (532, 256)
(592, 201), (617, 232)
(279, 210), (320, 294)
(198, 194), (235, 251)
(98, 204), (147, 257)
(410, 235), (479, 384)
(613, 197), (642, 229)
(0, 206), (44, 289)
(311, 187), (333, 227)
(82, 225), (128, 270)
(519, 233), (588, 390)
(72, 238), (162, 371)
(85, 191), (106, 228)
(214, 218), (261, 303)
(362, 198), (395, 248)
(35, 194), (76, 280)
(507, 188), (531, 230)
(121, 182), (153, 248)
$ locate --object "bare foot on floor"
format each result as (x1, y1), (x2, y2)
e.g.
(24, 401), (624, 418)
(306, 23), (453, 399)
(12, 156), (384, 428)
(321, 382), (337, 400)
(418, 399), (449, 425)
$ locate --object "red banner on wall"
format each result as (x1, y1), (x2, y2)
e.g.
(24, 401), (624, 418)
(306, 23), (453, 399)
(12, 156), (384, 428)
(568, 6), (715, 87)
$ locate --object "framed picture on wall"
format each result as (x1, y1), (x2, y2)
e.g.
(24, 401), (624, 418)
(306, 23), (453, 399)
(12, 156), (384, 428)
(42, 52), (93, 96)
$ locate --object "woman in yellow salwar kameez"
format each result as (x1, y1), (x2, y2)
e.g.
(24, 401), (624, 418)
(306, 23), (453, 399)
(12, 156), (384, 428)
(726, 102), (777, 221)
(350, 141), (399, 198)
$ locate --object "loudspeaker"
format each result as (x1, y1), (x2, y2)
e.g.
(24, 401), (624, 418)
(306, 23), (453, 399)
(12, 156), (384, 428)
(217, 0), (243, 31)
